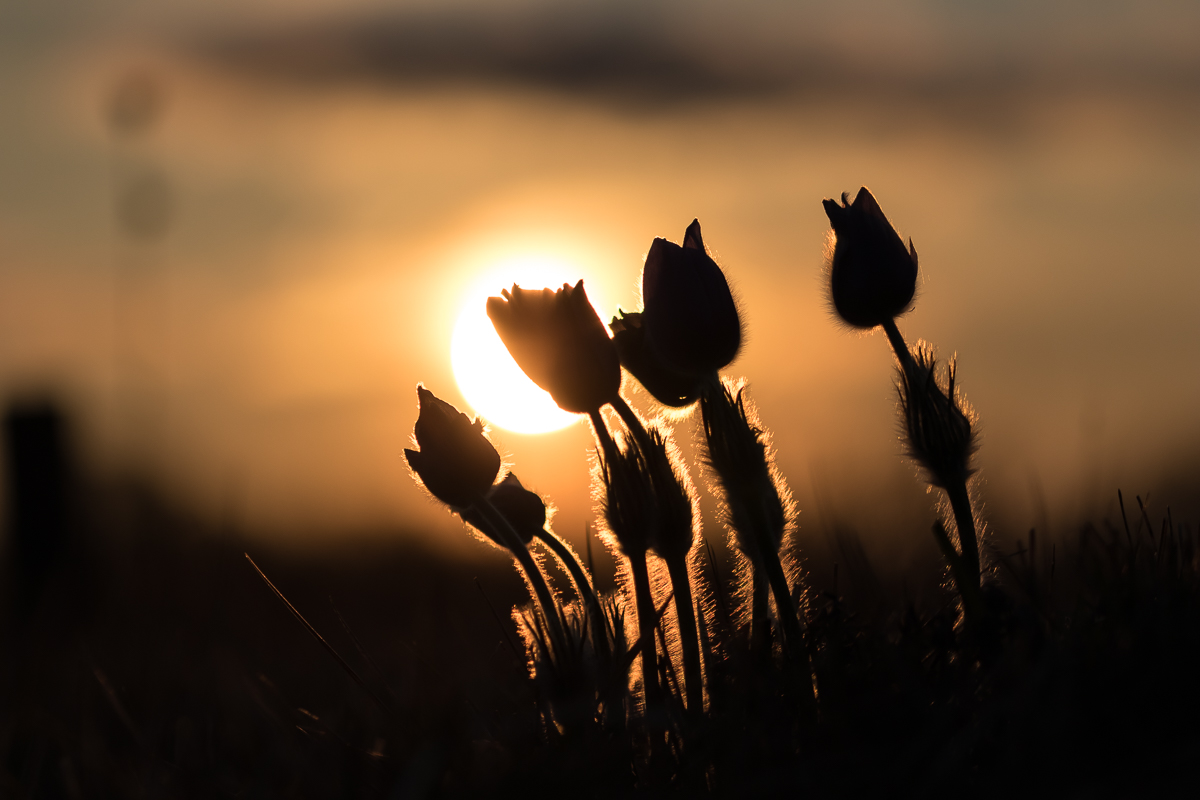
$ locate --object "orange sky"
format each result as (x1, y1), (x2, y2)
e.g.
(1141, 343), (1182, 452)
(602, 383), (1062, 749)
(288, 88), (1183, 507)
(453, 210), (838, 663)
(2, 5), (1199, 560)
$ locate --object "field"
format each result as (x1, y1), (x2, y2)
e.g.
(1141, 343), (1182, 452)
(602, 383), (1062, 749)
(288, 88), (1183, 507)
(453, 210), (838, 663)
(4, 465), (1199, 797)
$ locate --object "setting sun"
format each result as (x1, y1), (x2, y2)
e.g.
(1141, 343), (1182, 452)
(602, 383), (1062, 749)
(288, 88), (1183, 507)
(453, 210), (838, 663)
(451, 257), (606, 434)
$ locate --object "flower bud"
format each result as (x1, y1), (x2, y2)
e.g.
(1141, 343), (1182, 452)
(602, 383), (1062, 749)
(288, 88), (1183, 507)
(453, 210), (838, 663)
(462, 473), (545, 547)
(611, 220), (741, 405)
(609, 311), (700, 407)
(700, 379), (790, 562)
(404, 385), (501, 510)
(487, 280), (621, 414)
(898, 343), (976, 488)
(640, 427), (698, 564)
(599, 433), (655, 557)
(823, 187), (918, 329)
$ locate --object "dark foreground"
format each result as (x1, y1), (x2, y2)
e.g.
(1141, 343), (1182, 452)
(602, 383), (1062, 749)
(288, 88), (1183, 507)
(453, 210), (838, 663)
(3, 480), (1200, 799)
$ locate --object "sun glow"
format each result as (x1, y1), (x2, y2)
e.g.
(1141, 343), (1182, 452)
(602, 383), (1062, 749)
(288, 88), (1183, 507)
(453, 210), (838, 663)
(452, 256), (605, 434)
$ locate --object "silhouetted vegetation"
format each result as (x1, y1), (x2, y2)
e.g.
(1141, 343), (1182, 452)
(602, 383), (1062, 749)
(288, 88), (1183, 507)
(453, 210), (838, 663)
(4, 195), (1200, 797)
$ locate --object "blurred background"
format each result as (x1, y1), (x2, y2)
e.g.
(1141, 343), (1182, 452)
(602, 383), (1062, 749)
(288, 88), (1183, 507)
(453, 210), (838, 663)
(2, 0), (1199, 568)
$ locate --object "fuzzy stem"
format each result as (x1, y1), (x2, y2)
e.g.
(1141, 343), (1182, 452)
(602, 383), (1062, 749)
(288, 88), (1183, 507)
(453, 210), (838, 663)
(475, 498), (568, 657)
(945, 481), (981, 592)
(755, 524), (806, 662)
(589, 409), (620, 468)
(665, 556), (704, 720)
(627, 551), (663, 712)
(610, 396), (655, 456)
(881, 317), (918, 383)
(931, 520), (981, 626)
(536, 528), (610, 664)
(750, 570), (769, 656)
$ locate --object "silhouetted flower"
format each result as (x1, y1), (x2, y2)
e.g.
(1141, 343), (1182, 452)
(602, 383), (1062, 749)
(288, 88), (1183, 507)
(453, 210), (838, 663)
(487, 280), (621, 414)
(610, 312), (699, 407)
(611, 220), (741, 405)
(462, 473), (544, 547)
(823, 187), (918, 329)
(405, 385), (501, 510)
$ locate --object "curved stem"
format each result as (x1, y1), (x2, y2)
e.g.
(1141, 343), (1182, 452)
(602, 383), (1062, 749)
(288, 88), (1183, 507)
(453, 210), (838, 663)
(475, 498), (568, 656)
(536, 528), (610, 664)
(665, 556), (704, 720)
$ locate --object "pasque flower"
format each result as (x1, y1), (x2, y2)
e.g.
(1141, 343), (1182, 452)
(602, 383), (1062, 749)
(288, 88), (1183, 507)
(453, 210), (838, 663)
(487, 280), (621, 414)
(610, 219), (741, 406)
(609, 311), (700, 407)
(823, 187), (918, 329)
(461, 473), (544, 547)
(404, 385), (501, 510)
(898, 344), (976, 490)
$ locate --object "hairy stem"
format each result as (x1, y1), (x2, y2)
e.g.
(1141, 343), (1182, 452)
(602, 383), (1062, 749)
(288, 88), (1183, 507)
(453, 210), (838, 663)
(881, 316), (918, 383)
(751, 569), (769, 657)
(475, 498), (567, 657)
(665, 556), (704, 720)
(627, 552), (663, 712)
(589, 409), (620, 468)
(536, 528), (610, 664)
(945, 481), (981, 591)
(755, 524), (806, 663)
(611, 396), (655, 456)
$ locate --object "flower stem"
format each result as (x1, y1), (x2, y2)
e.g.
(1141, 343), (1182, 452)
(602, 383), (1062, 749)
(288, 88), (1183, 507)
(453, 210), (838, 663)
(749, 496), (807, 672)
(945, 480), (981, 592)
(610, 396), (655, 456)
(535, 528), (611, 664)
(881, 316), (918, 383)
(750, 569), (769, 657)
(627, 550), (663, 712)
(665, 556), (704, 721)
(589, 409), (619, 468)
(474, 498), (568, 657)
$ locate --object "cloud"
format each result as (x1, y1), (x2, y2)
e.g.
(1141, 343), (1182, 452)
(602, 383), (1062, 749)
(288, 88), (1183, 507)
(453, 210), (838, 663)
(191, 1), (1200, 106)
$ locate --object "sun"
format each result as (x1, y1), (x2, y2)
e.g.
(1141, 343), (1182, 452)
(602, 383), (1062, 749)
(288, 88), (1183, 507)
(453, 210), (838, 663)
(452, 256), (604, 434)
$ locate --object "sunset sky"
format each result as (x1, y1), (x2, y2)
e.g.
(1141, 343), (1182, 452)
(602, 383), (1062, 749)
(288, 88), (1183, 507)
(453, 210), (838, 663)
(2, 0), (1198, 560)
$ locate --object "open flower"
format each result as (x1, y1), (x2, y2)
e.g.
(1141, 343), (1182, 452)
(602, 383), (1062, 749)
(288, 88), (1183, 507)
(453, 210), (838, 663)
(404, 385), (501, 510)
(611, 220), (741, 406)
(487, 280), (620, 414)
(823, 187), (918, 329)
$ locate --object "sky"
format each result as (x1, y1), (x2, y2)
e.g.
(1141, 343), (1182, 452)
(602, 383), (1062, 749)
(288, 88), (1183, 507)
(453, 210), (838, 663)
(1, 0), (1199, 563)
